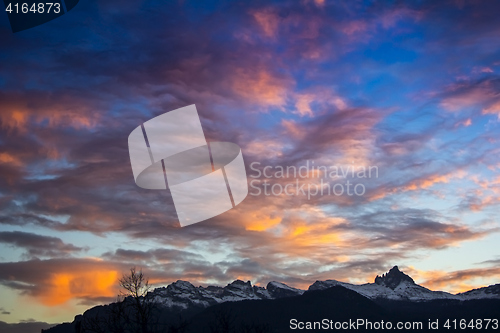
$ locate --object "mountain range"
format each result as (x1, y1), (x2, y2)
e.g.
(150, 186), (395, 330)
(143, 265), (499, 311)
(44, 266), (500, 333)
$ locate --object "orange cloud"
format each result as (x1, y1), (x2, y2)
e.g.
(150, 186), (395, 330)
(280, 213), (348, 249)
(466, 175), (500, 211)
(246, 216), (282, 232)
(404, 171), (466, 191)
(468, 196), (500, 212)
(406, 174), (450, 190)
(293, 90), (347, 117)
(0, 152), (22, 166)
(314, 0), (325, 7)
(0, 259), (123, 307)
(232, 69), (291, 109)
(41, 270), (119, 306)
(244, 139), (285, 158)
(0, 92), (100, 132)
(482, 101), (500, 118)
(369, 171), (469, 201)
(281, 119), (305, 139)
(295, 94), (315, 117)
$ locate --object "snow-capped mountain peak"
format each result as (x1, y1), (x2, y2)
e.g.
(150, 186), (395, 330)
(148, 266), (499, 311)
(374, 265), (415, 289)
(309, 266), (497, 302)
(149, 279), (303, 310)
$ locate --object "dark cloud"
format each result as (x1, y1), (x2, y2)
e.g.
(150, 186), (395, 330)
(0, 231), (83, 258)
(102, 248), (210, 268)
(477, 258), (500, 266)
(0, 321), (55, 333)
(347, 208), (496, 250)
(419, 267), (500, 292)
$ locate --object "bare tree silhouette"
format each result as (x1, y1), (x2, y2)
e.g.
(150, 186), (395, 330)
(78, 267), (189, 333)
(119, 267), (156, 333)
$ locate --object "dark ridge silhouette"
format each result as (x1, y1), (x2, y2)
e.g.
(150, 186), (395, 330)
(41, 266), (500, 333)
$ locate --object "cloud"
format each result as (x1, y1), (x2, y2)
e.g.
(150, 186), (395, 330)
(346, 208), (496, 250)
(409, 266), (500, 294)
(0, 253), (227, 307)
(0, 231), (83, 258)
(1, 0), (500, 323)
(278, 107), (383, 166)
(438, 78), (500, 117)
(477, 258), (500, 266)
(251, 8), (280, 38)
(0, 321), (55, 333)
(0, 258), (123, 306)
(231, 68), (292, 109)
(293, 88), (347, 117)
(0, 91), (102, 133)
(401, 170), (467, 192)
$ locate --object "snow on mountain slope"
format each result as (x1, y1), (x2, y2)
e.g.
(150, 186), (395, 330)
(309, 266), (496, 302)
(307, 279), (457, 301)
(457, 284), (500, 299)
(150, 279), (302, 310)
(147, 266), (499, 311)
(267, 281), (305, 298)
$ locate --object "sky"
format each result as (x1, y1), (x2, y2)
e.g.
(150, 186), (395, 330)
(1, 0), (500, 326)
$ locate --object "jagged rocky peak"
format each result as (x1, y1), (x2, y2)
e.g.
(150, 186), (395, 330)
(375, 266), (415, 290)
(222, 280), (263, 299)
(226, 279), (252, 290)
